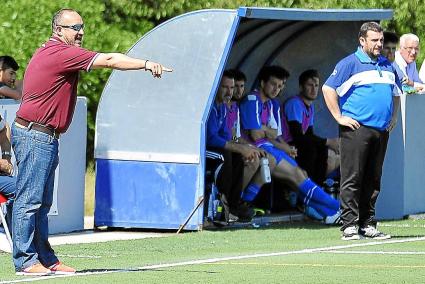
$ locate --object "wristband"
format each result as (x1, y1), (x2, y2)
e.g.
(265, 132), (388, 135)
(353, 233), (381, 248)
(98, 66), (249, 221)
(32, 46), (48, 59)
(2, 151), (11, 157)
(144, 60), (149, 71)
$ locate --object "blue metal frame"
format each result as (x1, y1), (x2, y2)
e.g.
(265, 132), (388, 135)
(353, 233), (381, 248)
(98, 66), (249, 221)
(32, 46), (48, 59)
(237, 7), (393, 21)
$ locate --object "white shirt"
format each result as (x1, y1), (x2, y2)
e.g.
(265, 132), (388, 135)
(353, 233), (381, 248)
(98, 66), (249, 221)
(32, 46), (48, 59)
(419, 60), (425, 83)
(394, 51), (423, 88)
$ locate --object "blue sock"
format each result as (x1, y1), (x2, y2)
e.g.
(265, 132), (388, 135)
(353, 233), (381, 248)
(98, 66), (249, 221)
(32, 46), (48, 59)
(242, 184), (261, 202)
(299, 178), (339, 211)
(304, 198), (338, 217)
(326, 168), (340, 180)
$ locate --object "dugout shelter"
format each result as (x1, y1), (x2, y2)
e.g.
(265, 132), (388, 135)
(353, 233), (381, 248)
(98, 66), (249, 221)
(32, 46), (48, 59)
(94, 7), (422, 230)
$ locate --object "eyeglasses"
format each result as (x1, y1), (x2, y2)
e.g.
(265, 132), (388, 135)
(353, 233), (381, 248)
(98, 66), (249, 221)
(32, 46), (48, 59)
(57, 23), (84, 32)
(402, 46), (420, 53)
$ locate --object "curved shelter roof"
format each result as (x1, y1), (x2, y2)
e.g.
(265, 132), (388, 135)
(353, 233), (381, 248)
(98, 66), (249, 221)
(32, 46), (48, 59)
(95, 7), (392, 163)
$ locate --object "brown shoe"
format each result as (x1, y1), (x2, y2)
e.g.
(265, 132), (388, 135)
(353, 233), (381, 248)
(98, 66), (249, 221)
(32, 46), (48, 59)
(49, 261), (76, 275)
(16, 263), (52, 276)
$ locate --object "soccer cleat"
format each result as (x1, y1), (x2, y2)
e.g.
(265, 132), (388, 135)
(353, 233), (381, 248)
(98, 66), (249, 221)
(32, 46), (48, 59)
(358, 225), (391, 240)
(49, 261), (76, 275)
(341, 225), (361, 240)
(16, 263), (52, 276)
(227, 212), (239, 223)
(253, 207), (265, 216)
(324, 210), (342, 225)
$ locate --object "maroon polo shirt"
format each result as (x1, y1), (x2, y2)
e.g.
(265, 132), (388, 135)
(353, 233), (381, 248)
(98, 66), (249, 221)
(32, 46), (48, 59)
(17, 37), (98, 133)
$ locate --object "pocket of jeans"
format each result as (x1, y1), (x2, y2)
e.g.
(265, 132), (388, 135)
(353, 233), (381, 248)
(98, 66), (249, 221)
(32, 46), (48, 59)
(32, 130), (54, 145)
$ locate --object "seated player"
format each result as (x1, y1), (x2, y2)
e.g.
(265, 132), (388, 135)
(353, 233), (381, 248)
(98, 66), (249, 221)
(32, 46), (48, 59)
(0, 117), (17, 234)
(239, 66), (340, 224)
(281, 69), (339, 185)
(0, 56), (22, 100)
(206, 70), (273, 222)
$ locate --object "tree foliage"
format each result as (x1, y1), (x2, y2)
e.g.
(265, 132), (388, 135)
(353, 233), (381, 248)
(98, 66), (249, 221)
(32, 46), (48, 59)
(1, 0), (424, 166)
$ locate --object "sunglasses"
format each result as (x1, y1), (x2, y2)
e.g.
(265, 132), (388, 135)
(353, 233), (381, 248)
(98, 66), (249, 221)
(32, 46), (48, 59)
(58, 23), (84, 32)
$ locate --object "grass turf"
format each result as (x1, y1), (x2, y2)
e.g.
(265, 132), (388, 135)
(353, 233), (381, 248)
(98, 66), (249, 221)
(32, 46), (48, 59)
(1, 219), (425, 283)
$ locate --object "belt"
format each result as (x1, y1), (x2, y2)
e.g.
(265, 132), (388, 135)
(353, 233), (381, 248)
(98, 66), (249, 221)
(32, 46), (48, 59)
(15, 117), (60, 139)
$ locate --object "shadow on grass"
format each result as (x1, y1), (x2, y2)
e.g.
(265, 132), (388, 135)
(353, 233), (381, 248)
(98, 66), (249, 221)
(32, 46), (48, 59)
(205, 220), (337, 232)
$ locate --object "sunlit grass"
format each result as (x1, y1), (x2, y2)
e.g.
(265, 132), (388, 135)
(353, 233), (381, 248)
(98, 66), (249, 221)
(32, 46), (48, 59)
(1, 220), (425, 283)
(85, 167), (95, 217)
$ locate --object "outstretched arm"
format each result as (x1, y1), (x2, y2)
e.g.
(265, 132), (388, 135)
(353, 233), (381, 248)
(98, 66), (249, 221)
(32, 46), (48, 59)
(92, 53), (172, 78)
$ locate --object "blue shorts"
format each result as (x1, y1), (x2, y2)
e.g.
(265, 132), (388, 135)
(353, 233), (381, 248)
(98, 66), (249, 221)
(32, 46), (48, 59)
(259, 144), (298, 167)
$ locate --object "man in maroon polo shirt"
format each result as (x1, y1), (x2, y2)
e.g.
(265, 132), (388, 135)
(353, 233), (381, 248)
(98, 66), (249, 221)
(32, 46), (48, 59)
(11, 8), (172, 276)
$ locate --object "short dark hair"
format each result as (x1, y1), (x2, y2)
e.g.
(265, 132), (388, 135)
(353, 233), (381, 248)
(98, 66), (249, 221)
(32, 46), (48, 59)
(229, 69), (246, 82)
(299, 69), (319, 85)
(258, 65), (290, 83)
(222, 69), (235, 80)
(0, 56), (19, 71)
(384, 31), (399, 44)
(52, 8), (78, 31)
(358, 21), (383, 39)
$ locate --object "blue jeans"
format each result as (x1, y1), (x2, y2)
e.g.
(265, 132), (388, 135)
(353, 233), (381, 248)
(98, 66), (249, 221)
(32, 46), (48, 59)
(0, 175), (17, 230)
(11, 123), (59, 271)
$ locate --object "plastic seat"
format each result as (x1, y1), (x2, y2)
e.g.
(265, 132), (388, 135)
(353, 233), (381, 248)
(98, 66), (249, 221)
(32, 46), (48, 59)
(0, 193), (12, 251)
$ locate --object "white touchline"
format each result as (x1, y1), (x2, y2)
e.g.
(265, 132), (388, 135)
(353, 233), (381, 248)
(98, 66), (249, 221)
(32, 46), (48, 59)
(2, 236), (425, 284)
(321, 250), (425, 255)
(379, 223), (425, 228)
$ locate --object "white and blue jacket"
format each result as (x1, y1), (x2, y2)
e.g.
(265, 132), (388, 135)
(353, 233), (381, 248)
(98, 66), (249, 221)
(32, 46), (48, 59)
(324, 47), (402, 131)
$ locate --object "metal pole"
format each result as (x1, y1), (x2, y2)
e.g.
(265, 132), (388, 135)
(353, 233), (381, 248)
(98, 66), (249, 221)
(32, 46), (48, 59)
(176, 196), (204, 234)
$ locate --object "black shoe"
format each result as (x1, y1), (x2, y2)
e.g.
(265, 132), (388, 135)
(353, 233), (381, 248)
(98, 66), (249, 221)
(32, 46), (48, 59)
(219, 194), (232, 222)
(234, 202), (255, 222)
(358, 225), (391, 240)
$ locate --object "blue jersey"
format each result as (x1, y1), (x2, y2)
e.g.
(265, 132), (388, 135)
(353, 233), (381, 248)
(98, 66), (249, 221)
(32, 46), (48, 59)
(239, 91), (279, 147)
(284, 95), (314, 133)
(206, 102), (230, 148)
(239, 91), (298, 167)
(324, 47), (401, 131)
